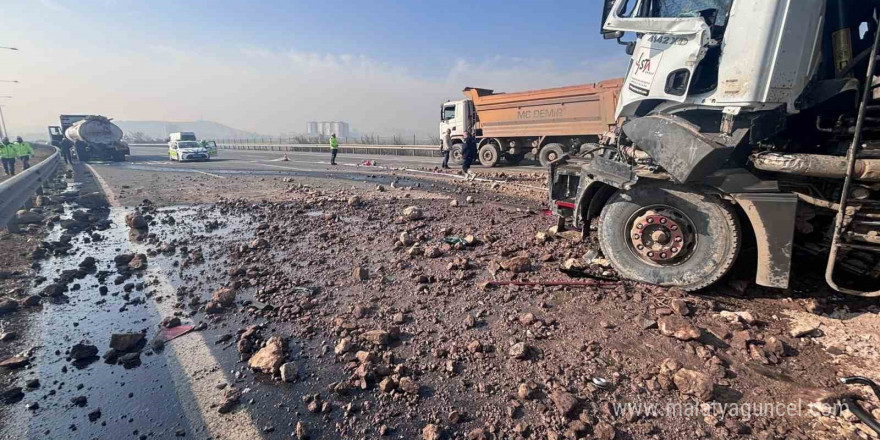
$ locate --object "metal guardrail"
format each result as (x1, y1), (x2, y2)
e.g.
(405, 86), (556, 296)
(0, 144), (61, 230)
(128, 143), (444, 158)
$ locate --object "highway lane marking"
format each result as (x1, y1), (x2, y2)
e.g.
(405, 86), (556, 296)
(84, 163), (119, 207)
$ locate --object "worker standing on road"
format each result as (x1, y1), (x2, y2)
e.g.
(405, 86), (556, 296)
(59, 138), (74, 165)
(14, 137), (34, 170)
(329, 133), (339, 166)
(441, 129), (452, 169)
(1, 137), (16, 176)
(462, 131), (477, 178)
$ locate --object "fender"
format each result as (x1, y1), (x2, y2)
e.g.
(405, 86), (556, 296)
(622, 114), (747, 183)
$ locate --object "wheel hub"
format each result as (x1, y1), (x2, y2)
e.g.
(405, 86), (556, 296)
(628, 208), (694, 265)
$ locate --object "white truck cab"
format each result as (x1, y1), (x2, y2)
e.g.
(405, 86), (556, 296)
(439, 100), (474, 141)
(602, 0), (825, 117)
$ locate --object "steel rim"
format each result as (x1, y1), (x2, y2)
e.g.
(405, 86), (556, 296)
(452, 147), (463, 162)
(624, 205), (697, 266)
(480, 147), (496, 163)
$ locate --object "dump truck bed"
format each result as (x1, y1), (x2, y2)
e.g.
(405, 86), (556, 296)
(463, 78), (623, 138)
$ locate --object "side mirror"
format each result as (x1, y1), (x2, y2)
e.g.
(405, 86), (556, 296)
(603, 30), (624, 40)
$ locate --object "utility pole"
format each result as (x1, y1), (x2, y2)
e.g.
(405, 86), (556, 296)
(0, 97), (10, 139)
(0, 105), (7, 139)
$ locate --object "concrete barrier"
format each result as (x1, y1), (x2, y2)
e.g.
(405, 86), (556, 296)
(0, 144), (61, 230)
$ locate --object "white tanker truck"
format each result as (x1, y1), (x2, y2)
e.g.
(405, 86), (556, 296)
(48, 115), (129, 162)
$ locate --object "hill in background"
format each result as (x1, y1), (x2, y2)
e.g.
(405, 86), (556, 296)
(116, 120), (258, 142)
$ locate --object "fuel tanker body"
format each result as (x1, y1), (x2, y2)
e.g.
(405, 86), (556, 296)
(61, 115), (129, 162)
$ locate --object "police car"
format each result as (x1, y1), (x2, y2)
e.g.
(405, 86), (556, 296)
(169, 140), (210, 162)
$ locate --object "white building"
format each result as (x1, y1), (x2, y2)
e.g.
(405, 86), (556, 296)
(306, 121), (319, 135)
(307, 121), (350, 138)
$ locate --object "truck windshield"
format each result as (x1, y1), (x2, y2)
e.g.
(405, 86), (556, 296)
(177, 141), (201, 148)
(648, 0), (733, 26)
(442, 105), (456, 121)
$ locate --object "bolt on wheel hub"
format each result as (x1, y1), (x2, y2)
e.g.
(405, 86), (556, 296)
(628, 207), (695, 265)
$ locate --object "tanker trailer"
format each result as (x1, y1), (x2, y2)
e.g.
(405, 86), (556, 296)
(63, 115), (129, 162)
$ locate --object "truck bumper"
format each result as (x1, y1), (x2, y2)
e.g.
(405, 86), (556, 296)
(549, 155), (637, 229)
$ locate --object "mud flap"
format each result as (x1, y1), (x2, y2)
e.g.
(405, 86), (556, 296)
(732, 193), (798, 289)
(623, 115), (746, 184)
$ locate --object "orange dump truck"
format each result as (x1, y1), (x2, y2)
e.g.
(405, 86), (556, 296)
(439, 78), (623, 167)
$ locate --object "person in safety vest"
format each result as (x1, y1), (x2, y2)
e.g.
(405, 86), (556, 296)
(13, 136), (34, 170)
(329, 133), (339, 166)
(1, 137), (16, 176)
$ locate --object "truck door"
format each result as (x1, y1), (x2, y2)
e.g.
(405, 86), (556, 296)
(206, 141), (218, 156)
(602, 0), (727, 117)
(440, 103), (459, 136)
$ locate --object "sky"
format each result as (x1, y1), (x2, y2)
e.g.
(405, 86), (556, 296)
(1, 0), (631, 137)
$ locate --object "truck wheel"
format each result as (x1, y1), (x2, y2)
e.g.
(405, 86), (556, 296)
(479, 143), (500, 167)
(538, 143), (565, 167)
(75, 145), (90, 162)
(450, 143), (464, 165)
(504, 153), (525, 165)
(597, 183), (742, 291)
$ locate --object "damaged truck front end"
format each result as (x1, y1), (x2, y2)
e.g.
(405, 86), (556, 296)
(549, 117), (799, 292)
(550, 0), (880, 295)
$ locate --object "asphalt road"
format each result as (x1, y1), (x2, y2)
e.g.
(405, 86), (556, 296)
(115, 146), (545, 175)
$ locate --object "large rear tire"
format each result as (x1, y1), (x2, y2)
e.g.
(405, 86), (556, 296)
(538, 143), (565, 167)
(450, 143), (464, 165)
(478, 143), (500, 167)
(597, 183), (742, 291)
(75, 144), (90, 162)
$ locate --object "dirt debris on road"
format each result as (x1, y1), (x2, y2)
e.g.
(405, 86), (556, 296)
(1, 164), (879, 439)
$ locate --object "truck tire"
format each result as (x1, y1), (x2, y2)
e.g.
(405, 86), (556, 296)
(504, 153), (525, 165)
(538, 143), (565, 167)
(75, 144), (90, 162)
(113, 150), (126, 162)
(450, 143), (464, 165)
(479, 143), (500, 167)
(597, 183), (742, 291)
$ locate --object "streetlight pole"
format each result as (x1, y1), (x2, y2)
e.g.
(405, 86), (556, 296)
(0, 97), (10, 140)
(0, 106), (7, 139)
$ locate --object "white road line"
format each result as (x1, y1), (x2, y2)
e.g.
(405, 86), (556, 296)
(84, 163), (119, 207)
